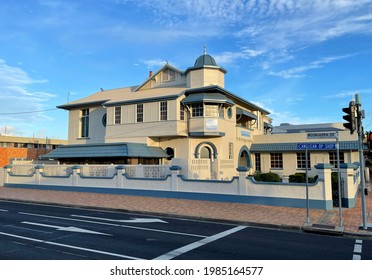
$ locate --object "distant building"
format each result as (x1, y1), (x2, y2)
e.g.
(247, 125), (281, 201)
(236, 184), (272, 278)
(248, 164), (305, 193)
(0, 135), (67, 167)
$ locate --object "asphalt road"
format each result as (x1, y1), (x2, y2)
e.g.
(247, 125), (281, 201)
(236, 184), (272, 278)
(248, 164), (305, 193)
(0, 199), (371, 260)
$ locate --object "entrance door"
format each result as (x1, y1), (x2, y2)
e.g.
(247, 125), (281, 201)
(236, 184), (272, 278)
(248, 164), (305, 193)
(200, 146), (217, 179)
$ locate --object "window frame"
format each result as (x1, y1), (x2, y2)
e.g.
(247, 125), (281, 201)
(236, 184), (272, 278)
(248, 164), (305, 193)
(296, 152), (311, 170)
(114, 106), (121, 124)
(270, 153), (283, 169)
(136, 104), (144, 123)
(81, 108), (89, 138)
(160, 101), (168, 121)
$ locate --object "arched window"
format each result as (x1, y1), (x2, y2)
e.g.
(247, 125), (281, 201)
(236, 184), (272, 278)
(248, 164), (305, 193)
(238, 146), (251, 169)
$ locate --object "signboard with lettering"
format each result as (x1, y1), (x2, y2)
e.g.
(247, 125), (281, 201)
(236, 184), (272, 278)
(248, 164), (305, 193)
(205, 118), (218, 131)
(297, 143), (336, 150)
(307, 132), (337, 139)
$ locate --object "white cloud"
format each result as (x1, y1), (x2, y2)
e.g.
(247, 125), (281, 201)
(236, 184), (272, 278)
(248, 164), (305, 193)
(0, 59), (56, 133)
(214, 48), (265, 65)
(141, 58), (169, 69)
(268, 54), (355, 78)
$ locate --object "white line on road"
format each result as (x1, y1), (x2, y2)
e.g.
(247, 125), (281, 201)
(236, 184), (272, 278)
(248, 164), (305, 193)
(19, 212), (207, 238)
(0, 231), (143, 260)
(0, 209), (9, 212)
(22, 221), (112, 236)
(352, 239), (363, 260)
(153, 225), (247, 260)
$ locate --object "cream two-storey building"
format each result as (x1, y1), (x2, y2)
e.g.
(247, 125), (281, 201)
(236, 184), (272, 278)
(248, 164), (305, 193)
(47, 51), (272, 179)
(46, 51), (359, 180)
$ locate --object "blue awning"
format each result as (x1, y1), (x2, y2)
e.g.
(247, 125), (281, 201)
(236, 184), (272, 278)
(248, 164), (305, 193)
(182, 92), (234, 106)
(42, 143), (168, 159)
(236, 108), (257, 120)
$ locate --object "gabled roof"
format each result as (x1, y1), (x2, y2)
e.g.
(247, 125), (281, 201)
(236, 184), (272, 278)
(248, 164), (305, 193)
(134, 63), (184, 92)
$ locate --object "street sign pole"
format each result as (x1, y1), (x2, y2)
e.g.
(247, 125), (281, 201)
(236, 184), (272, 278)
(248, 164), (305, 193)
(305, 148), (310, 223)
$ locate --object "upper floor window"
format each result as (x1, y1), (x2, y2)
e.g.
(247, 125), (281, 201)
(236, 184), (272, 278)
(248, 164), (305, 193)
(137, 104), (143, 123)
(114, 106), (121, 124)
(163, 69), (175, 82)
(160, 101), (168, 121)
(205, 104), (219, 117)
(192, 103), (204, 117)
(180, 104), (185, 121)
(81, 109), (89, 138)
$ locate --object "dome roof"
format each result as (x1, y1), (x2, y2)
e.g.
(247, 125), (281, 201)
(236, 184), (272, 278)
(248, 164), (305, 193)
(194, 54), (218, 67)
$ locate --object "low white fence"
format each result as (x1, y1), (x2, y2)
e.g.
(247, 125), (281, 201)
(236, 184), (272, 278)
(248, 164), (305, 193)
(1, 163), (362, 209)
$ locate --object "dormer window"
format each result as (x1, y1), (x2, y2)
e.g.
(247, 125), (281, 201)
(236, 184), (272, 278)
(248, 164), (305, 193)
(163, 68), (175, 82)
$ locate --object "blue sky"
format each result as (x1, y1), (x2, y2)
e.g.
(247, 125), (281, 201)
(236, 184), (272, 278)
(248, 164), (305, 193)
(1, 0), (372, 139)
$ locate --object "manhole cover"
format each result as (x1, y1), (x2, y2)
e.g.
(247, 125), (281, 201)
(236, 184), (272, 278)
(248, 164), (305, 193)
(312, 224), (335, 229)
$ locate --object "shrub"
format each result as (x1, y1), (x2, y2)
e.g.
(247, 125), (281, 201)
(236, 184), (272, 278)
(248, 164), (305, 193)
(289, 172), (318, 183)
(254, 172), (282, 182)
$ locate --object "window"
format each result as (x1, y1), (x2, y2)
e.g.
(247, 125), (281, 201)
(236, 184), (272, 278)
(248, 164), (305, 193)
(160, 101), (168, 121)
(228, 143), (234, 159)
(114, 106), (121, 124)
(136, 104), (143, 123)
(205, 104), (219, 117)
(180, 104), (185, 120)
(270, 153), (283, 169)
(192, 103), (204, 117)
(255, 153), (261, 172)
(329, 152), (344, 168)
(81, 109), (89, 138)
(297, 152), (311, 169)
(163, 68), (175, 82)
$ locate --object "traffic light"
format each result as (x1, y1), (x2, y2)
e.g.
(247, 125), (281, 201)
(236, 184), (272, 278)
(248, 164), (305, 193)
(368, 131), (372, 149)
(342, 100), (357, 134)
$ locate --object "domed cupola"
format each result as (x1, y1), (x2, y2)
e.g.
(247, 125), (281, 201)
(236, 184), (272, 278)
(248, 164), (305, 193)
(193, 49), (218, 68)
(185, 47), (227, 88)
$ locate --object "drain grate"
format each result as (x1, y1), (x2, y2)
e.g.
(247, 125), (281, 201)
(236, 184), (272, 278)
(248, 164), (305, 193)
(312, 224), (336, 229)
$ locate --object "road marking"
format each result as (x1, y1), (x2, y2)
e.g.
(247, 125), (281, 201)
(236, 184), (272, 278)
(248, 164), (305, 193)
(352, 239), (363, 260)
(354, 244), (362, 253)
(71, 215), (168, 224)
(153, 225), (247, 260)
(22, 221), (112, 236)
(0, 209), (9, 212)
(19, 212), (206, 238)
(0, 231), (143, 260)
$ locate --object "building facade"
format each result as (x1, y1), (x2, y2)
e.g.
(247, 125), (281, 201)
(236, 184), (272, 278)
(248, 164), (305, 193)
(0, 135), (67, 167)
(45, 52), (359, 180)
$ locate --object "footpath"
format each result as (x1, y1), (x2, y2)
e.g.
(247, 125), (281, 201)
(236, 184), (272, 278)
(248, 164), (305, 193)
(0, 183), (371, 237)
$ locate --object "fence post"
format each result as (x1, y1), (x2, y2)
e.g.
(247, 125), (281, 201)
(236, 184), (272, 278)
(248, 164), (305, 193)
(340, 163), (358, 208)
(170, 166), (182, 191)
(314, 163), (334, 209)
(71, 165), (81, 186)
(3, 165), (12, 184)
(236, 167), (248, 195)
(116, 165), (125, 188)
(35, 165), (44, 185)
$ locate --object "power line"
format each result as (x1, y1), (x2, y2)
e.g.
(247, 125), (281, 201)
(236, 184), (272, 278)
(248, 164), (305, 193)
(0, 108), (58, 116)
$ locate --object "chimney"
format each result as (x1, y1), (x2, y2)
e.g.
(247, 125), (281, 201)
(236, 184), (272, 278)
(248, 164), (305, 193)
(148, 70), (153, 78)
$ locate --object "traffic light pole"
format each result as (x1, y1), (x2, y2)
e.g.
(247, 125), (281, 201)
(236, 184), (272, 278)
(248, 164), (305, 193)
(356, 94), (368, 230)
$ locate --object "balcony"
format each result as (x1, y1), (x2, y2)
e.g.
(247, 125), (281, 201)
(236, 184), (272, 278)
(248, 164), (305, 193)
(189, 117), (225, 137)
